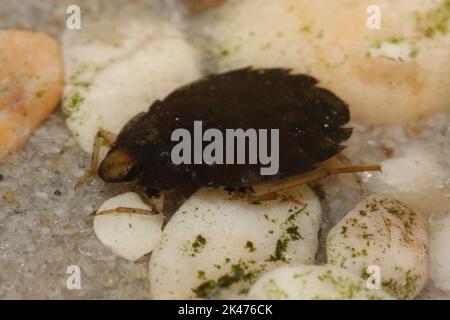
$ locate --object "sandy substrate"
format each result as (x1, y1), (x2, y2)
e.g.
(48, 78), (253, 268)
(0, 0), (176, 300)
(1, 0), (450, 299)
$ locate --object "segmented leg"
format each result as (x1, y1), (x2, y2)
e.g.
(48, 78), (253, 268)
(251, 164), (381, 197)
(134, 185), (165, 215)
(336, 153), (363, 187)
(94, 190), (164, 219)
(243, 192), (305, 205)
(75, 129), (117, 189)
(95, 207), (156, 216)
(223, 188), (303, 204)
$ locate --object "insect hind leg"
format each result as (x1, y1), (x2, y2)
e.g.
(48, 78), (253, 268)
(251, 164), (381, 197)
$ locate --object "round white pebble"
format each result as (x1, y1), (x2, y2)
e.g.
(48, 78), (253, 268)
(94, 192), (163, 261)
(373, 151), (441, 194)
(63, 17), (201, 152)
(205, 0), (450, 125)
(149, 185), (322, 299)
(326, 194), (429, 299)
(248, 265), (394, 300)
(366, 146), (450, 215)
(429, 213), (450, 292)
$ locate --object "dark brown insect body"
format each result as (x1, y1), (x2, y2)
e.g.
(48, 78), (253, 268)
(98, 68), (352, 194)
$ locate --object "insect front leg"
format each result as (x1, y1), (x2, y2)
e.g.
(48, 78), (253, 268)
(75, 129), (118, 189)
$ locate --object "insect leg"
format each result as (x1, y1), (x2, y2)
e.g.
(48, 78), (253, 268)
(336, 153), (363, 189)
(95, 207), (157, 216)
(75, 129), (118, 189)
(251, 164), (381, 196)
(134, 185), (165, 215)
(243, 191), (306, 205)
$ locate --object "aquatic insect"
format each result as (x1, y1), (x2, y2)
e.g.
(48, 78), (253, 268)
(78, 68), (379, 200)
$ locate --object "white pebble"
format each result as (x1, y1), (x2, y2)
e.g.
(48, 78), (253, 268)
(326, 194), (428, 299)
(206, 0), (450, 125)
(63, 17), (201, 152)
(94, 192), (163, 261)
(248, 265), (394, 300)
(373, 151), (440, 193)
(367, 147), (450, 215)
(429, 213), (450, 292)
(149, 186), (322, 299)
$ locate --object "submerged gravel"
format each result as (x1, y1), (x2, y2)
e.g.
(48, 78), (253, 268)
(1, 0), (450, 299)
